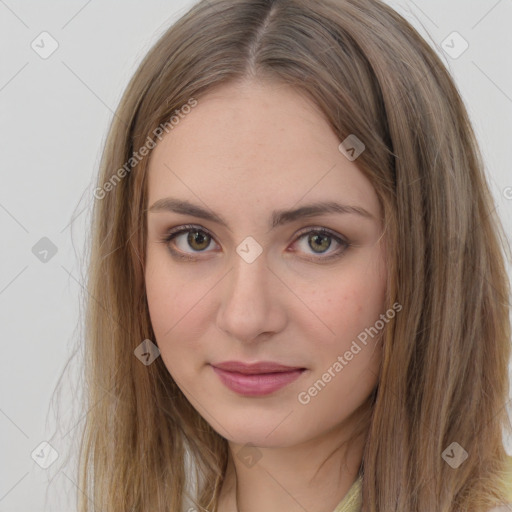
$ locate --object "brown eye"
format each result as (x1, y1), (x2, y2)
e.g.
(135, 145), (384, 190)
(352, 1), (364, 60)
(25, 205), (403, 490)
(307, 232), (332, 253)
(186, 230), (211, 251)
(161, 225), (351, 263)
(161, 225), (218, 259)
(292, 228), (350, 261)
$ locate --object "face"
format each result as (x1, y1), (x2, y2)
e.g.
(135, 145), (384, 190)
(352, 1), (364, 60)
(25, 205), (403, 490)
(145, 79), (387, 448)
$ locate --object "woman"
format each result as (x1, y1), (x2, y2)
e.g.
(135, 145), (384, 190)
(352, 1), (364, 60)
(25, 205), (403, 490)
(79, 0), (512, 510)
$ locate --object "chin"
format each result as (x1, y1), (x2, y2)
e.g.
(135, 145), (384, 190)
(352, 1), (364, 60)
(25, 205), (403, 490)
(212, 416), (302, 448)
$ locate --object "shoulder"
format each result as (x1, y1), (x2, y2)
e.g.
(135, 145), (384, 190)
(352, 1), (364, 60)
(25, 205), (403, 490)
(331, 475), (362, 512)
(332, 457), (512, 512)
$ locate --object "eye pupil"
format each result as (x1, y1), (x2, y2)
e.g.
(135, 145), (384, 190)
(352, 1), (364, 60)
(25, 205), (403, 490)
(188, 230), (210, 250)
(309, 233), (331, 253)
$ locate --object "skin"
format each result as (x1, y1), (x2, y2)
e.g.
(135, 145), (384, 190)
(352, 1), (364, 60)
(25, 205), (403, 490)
(145, 79), (387, 512)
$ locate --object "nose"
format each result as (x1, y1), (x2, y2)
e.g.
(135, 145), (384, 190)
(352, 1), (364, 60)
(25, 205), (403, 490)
(215, 247), (288, 344)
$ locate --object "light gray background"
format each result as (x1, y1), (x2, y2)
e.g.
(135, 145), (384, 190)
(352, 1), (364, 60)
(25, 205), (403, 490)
(1, 1), (511, 510)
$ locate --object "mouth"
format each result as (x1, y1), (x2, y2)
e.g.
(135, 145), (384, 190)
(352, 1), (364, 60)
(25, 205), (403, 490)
(210, 361), (307, 396)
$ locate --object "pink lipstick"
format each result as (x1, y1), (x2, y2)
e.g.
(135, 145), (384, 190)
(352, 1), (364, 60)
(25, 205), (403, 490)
(211, 361), (306, 396)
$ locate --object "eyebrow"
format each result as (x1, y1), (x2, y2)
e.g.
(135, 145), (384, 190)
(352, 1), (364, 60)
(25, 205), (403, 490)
(148, 197), (375, 230)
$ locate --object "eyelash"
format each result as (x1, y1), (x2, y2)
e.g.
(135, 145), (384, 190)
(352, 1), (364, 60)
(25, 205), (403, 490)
(159, 224), (351, 262)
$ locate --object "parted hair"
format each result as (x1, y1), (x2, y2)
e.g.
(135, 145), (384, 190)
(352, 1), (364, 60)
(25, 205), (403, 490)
(76, 0), (512, 510)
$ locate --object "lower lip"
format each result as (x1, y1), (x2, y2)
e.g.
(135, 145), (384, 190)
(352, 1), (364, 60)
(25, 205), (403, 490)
(211, 366), (305, 396)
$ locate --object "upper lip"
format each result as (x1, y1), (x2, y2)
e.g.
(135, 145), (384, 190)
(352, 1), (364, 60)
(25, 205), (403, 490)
(211, 361), (305, 374)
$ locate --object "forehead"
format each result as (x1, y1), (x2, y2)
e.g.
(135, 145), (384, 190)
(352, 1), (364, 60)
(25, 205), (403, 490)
(147, 80), (380, 220)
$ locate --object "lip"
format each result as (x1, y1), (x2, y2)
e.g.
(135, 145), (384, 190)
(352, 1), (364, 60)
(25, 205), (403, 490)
(212, 360), (304, 374)
(211, 361), (307, 396)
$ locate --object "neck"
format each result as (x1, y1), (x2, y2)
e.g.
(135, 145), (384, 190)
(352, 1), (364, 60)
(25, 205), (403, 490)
(216, 422), (366, 512)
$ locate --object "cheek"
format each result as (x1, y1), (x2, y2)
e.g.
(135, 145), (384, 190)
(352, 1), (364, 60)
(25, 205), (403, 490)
(294, 259), (386, 422)
(304, 253), (387, 349)
(145, 270), (197, 381)
(145, 251), (188, 350)
(144, 249), (214, 364)
(145, 259), (176, 339)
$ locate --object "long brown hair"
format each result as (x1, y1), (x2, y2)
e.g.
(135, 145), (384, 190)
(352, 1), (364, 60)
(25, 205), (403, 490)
(70, 0), (512, 510)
